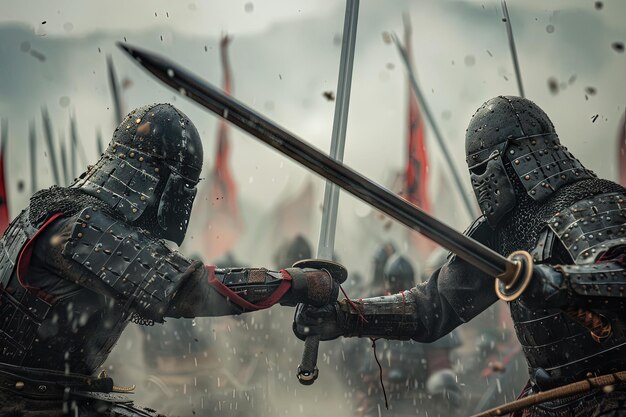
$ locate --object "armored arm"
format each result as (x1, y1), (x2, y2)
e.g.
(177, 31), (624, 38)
(34, 207), (337, 323)
(521, 252), (626, 311)
(294, 217), (499, 342)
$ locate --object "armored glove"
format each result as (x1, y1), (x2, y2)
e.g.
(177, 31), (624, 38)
(518, 264), (567, 310)
(282, 267), (341, 307)
(293, 302), (348, 341)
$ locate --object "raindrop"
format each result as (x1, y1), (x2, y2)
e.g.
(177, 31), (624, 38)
(244, 2), (254, 13)
(59, 96), (70, 107)
(167, 68), (175, 78)
(464, 55), (476, 67)
(546, 24), (555, 34)
(612, 42), (625, 53)
(63, 22), (74, 32)
(20, 41), (31, 52)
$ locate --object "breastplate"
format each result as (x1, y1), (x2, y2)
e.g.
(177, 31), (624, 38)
(510, 192), (626, 389)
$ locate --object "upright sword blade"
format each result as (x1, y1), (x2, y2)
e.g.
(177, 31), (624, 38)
(298, 0), (360, 386)
(117, 42), (513, 281)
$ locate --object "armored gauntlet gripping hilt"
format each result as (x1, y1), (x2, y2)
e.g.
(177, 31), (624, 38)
(293, 259), (347, 386)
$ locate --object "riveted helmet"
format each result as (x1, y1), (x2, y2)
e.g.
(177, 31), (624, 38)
(465, 96), (595, 227)
(383, 253), (416, 293)
(73, 104), (203, 245)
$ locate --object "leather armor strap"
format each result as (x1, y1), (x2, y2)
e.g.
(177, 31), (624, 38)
(0, 362), (116, 400)
(207, 266), (292, 311)
(339, 291), (421, 340)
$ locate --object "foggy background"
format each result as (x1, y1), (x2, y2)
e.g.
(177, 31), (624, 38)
(0, 0), (625, 416)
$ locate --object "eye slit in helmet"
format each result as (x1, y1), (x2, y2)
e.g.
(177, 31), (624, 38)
(469, 149), (500, 176)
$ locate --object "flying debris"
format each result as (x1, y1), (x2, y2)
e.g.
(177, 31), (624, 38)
(322, 91), (335, 101)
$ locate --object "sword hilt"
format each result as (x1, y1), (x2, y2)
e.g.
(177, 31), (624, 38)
(292, 259), (347, 386)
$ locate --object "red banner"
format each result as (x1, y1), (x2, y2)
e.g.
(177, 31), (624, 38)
(198, 35), (243, 261)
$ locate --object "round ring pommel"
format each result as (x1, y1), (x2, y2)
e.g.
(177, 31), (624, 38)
(296, 366), (319, 385)
(495, 250), (534, 302)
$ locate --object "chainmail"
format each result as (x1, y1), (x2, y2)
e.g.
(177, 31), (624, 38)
(494, 162), (625, 256)
(28, 186), (115, 226)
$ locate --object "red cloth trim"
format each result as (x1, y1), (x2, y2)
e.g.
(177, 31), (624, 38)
(206, 266), (292, 311)
(16, 212), (64, 302)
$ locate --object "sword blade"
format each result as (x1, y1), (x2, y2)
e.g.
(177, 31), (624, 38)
(118, 42), (512, 279)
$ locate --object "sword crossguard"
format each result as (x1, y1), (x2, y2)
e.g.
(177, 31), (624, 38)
(495, 250), (534, 302)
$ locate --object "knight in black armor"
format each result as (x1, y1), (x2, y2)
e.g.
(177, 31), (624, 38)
(0, 103), (341, 417)
(294, 96), (626, 417)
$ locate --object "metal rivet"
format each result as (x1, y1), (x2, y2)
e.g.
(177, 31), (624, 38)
(15, 382), (25, 390)
(514, 160), (520, 165)
(129, 152), (135, 158)
(154, 168), (159, 173)
(524, 175), (530, 180)
(132, 208), (138, 213)
(138, 156), (144, 162)
(135, 118), (141, 124)
(85, 215), (91, 220)
(77, 233), (83, 238)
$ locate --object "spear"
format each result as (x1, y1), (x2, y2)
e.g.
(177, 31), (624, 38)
(41, 106), (61, 185)
(96, 127), (104, 156)
(392, 33), (476, 218)
(107, 55), (124, 125)
(69, 113), (88, 179)
(59, 134), (69, 186)
(501, 0), (525, 98)
(29, 120), (37, 194)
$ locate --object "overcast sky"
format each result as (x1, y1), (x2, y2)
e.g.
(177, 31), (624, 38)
(0, 0), (625, 267)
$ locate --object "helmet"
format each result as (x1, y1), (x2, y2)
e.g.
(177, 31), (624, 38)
(73, 104), (203, 245)
(383, 253), (416, 293)
(465, 96), (595, 227)
(371, 242), (396, 288)
(275, 234), (313, 267)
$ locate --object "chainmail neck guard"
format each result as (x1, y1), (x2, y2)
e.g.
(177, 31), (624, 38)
(29, 186), (116, 227)
(495, 175), (626, 257)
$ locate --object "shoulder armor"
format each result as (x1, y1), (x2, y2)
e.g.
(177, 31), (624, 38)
(448, 216), (493, 262)
(547, 192), (626, 264)
(61, 207), (194, 322)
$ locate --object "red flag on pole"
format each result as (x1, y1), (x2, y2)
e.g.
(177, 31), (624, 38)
(401, 16), (434, 258)
(198, 35), (243, 260)
(618, 112), (626, 186)
(402, 17), (430, 213)
(0, 120), (10, 235)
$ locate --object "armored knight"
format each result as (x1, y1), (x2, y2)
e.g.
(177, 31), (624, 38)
(0, 103), (341, 417)
(295, 96), (626, 416)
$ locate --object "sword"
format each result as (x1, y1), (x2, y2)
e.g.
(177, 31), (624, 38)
(118, 42), (613, 347)
(297, 0), (360, 386)
(117, 41), (528, 298)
